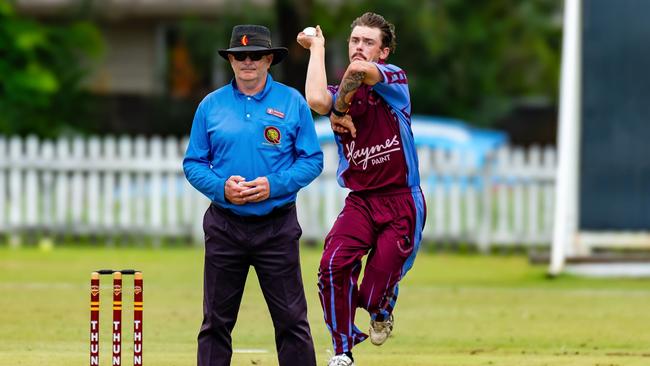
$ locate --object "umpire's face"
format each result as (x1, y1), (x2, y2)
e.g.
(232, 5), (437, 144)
(228, 52), (274, 84)
(348, 26), (389, 63)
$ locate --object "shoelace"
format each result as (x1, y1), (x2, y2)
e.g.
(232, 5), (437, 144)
(329, 355), (352, 366)
(372, 320), (392, 331)
(372, 315), (394, 331)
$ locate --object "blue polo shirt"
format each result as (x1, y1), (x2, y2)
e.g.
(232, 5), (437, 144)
(183, 74), (323, 216)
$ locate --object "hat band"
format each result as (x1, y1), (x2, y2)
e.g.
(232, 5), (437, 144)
(231, 35), (271, 49)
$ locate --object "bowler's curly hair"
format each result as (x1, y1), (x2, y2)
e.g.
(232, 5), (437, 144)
(350, 12), (397, 53)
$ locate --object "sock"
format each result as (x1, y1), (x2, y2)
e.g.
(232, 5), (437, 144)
(345, 351), (354, 361)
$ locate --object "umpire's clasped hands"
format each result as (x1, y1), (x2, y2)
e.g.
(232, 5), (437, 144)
(225, 175), (270, 205)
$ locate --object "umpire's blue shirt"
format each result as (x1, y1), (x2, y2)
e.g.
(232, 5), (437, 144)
(183, 74), (323, 216)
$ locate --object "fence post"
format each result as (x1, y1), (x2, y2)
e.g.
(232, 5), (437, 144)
(432, 149), (446, 240)
(118, 136), (133, 233)
(9, 137), (23, 247)
(0, 137), (5, 237)
(543, 147), (557, 242)
(40, 141), (54, 242)
(512, 148), (526, 244)
(449, 150), (462, 239)
(417, 147), (432, 242)
(322, 144), (339, 231)
(87, 138), (101, 231)
(477, 149), (496, 252)
(102, 137), (116, 235)
(164, 137), (178, 232)
(71, 137), (85, 226)
(25, 136), (39, 233)
(149, 137), (163, 245)
(179, 137), (194, 232)
(464, 149), (479, 242)
(134, 136), (148, 233)
(55, 137), (70, 232)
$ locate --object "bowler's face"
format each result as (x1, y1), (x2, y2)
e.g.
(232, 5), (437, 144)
(228, 53), (274, 84)
(348, 26), (389, 63)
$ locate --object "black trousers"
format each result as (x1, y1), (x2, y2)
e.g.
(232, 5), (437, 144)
(197, 203), (317, 366)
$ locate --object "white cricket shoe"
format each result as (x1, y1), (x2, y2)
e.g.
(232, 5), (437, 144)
(369, 314), (394, 346)
(328, 354), (354, 366)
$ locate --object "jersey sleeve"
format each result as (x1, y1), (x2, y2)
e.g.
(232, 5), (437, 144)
(372, 63), (411, 117)
(326, 85), (339, 112)
(182, 99), (227, 205)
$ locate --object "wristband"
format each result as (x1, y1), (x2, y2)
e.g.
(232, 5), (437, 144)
(330, 107), (347, 117)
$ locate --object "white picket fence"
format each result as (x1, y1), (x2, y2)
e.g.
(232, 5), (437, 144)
(0, 136), (556, 249)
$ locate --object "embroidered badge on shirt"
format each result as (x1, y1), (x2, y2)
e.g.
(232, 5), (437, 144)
(266, 108), (285, 119)
(264, 126), (281, 144)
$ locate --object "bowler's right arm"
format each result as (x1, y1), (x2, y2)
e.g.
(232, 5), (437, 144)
(297, 25), (331, 115)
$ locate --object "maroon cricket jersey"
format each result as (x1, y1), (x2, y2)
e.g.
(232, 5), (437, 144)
(329, 84), (408, 191)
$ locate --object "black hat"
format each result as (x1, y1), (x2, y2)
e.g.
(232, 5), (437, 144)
(218, 25), (288, 66)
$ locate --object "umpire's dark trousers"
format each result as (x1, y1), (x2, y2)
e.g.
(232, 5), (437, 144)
(197, 203), (317, 366)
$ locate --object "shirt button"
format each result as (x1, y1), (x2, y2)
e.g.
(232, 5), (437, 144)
(247, 97), (251, 100)
(246, 113), (251, 118)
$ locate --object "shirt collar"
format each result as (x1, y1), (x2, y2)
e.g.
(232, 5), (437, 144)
(230, 74), (274, 101)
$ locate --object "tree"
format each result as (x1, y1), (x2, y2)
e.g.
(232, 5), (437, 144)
(308, 0), (561, 126)
(0, 1), (103, 137)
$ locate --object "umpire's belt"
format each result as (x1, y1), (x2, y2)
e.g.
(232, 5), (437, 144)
(211, 202), (295, 223)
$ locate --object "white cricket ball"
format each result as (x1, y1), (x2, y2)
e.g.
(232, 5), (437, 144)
(303, 26), (316, 37)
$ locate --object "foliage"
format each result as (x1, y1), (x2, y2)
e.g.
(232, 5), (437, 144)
(0, 0), (561, 136)
(0, 1), (103, 137)
(311, 0), (561, 126)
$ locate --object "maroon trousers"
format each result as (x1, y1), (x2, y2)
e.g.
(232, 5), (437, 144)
(318, 187), (425, 354)
(198, 203), (317, 366)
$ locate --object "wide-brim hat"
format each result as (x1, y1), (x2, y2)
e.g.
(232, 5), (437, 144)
(218, 25), (288, 66)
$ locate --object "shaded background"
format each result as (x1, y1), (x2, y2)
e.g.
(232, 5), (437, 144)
(1, 0), (561, 145)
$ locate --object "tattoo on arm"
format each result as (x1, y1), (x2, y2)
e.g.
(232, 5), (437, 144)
(335, 71), (365, 112)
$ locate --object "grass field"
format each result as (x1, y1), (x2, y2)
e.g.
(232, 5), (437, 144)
(1, 244), (650, 366)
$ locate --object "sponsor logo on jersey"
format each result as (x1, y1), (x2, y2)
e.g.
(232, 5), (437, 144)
(346, 135), (401, 170)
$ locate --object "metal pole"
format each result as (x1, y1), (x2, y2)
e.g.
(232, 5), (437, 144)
(550, 0), (582, 276)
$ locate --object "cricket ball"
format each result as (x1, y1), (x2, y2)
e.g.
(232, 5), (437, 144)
(303, 27), (316, 37)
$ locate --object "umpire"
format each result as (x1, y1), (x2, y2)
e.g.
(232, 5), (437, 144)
(183, 24), (322, 366)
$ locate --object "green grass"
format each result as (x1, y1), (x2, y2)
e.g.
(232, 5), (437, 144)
(1, 245), (650, 365)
